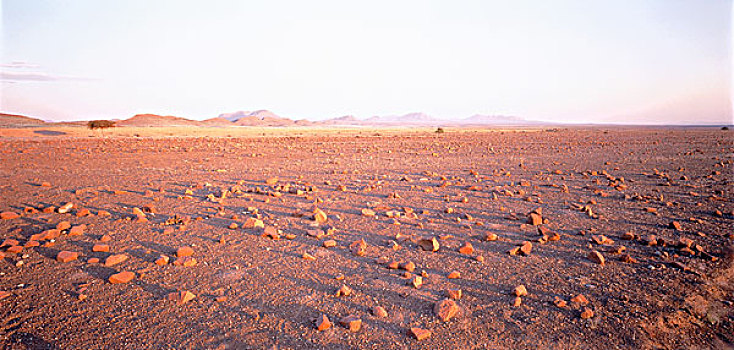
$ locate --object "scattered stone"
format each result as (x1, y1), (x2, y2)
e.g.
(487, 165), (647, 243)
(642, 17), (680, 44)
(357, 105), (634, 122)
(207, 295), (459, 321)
(484, 233), (499, 241)
(580, 308), (594, 319)
(418, 237), (440, 252)
(458, 242), (474, 255)
(0, 212), (20, 220)
(174, 256), (197, 267)
(302, 252), (316, 261)
(262, 226), (280, 240)
(167, 291), (196, 304)
(619, 254), (637, 263)
(243, 217), (265, 229)
(335, 285), (352, 297)
(57, 202), (74, 214)
(434, 298), (459, 321)
(588, 250), (605, 265)
(513, 296), (522, 307)
(92, 244), (110, 252)
(56, 251), (79, 263)
(527, 212), (543, 226)
(571, 294), (589, 306)
(643, 235), (658, 246)
(410, 327), (431, 341)
(447, 271), (461, 279)
(361, 208), (376, 217)
(104, 254), (129, 267)
(554, 296), (567, 307)
(399, 261), (416, 272)
(315, 314), (332, 331)
(475, 255), (485, 262)
(669, 221), (682, 231)
(350, 239), (367, 256)
(372, 306), (388, 318)
(621, 232), (635, 240)
(323, 240), (337, 248)
(339, 314), (362, 332)
(176, 246), (194, 257)
(6, 246), (23, 254)
(410, 275), (423, 288)
(1, 239), (19, 247)
(88, 258), (99, 264)
(155, 255), (170, 265)
(109, 271), (135, 284)
(68, 225), (85, 236)
(0, 291), (11, 300)
(591, 235), (614, 245)
(514, 285), (528, 297)
(100, 234), (112, 242)
(313, 208), (328, 224)
(56, 221), (71, 231)
(446, 289), (462, 300)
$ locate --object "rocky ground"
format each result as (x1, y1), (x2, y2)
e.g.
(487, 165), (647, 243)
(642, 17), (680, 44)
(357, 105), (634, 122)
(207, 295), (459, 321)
(0, 127), (731, 349)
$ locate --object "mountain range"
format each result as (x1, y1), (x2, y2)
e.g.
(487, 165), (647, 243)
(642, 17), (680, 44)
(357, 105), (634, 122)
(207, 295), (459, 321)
(0, 110), (547, 128)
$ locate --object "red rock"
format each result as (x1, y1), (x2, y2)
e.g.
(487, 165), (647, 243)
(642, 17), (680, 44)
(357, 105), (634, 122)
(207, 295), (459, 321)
(527, 212), (543, 225)
(262, 226), (280, 240)
(302, 252), (316, 260)
(92, 244), (110, 252)
(410, 327), (431, 340)
(434, 298), (459, 321)
(571, 294), (589, 306)
(176, 246), (194, 257)
(167, 291), (196, 304)
(349, 239), (367, 256)
(243, 217), (265, 229)
(519, 241), (533, 256)
(0, 290), (10, 300)
(554, 296), (567, 307)
(0, 212), (20, 220)
(447, 271), (461, 279)
(475, 255), (485, 262)
(100, 234), (112, 242)
(68, 225), (85, 236)
(418, 237), (440, 252)
(361, 208), (376, 217)
(104, 254), (129, 267)
(410, 275), (423, 288)
(669, 221), (682, 231)
(42, 206), (56, 213)
(335, 285), (352, 297)
(339, 314), (362, 332)
(315, 314), (332, 331)
(446, 289), (462, 299)
(57, 202), (74, 214)
(591, 235), (614, 245)
(619, 253), (637, 263)
(6, 246), (22, 254)
(372, 306), (388, 318)
(56, 221), (71, 231)
(97, 210), (111, 217)
(174, 256), (197, 267)
(109, 271), (135, 284)
(56, 251), (78, 263)
(323, 240), (337, 248)
(1, 239), (19, 247)
(88, 258), (99, 264)
(24, 240), (39, 248)
(312, 208), (328, 224)
(514, 285), (528, 297)
(228, 223), (238, 229)
(76, 208), (92, 217)
(399, 261), (416, 272)
(621, 232), (635, 240)
(265, 177), (278, 185)
(588, 250), (605, 265)
(580, 308), (594, 319)
(155, 255), (170, 265)
(513, 296), (522, 307)
(458, 242), (474, 255)
(484, 233), (499, 241)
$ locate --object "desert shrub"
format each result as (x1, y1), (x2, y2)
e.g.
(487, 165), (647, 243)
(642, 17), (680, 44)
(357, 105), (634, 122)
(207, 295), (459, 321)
(435, 127), (445, 134)
(722, 126), (729, 131)
(87, 120), (116, 130)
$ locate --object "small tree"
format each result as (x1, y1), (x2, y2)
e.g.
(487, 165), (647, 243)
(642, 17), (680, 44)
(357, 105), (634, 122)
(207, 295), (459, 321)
(435, 127), (445, 134)
(88, 120), (116, 129)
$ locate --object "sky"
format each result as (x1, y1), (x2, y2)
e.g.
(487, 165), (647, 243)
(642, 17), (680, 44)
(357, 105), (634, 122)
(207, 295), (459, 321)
(1, 0), (732, 124)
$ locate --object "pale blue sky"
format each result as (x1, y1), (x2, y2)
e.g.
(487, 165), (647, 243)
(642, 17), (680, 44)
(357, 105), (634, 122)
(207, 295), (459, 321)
(1, 0), (731, 124)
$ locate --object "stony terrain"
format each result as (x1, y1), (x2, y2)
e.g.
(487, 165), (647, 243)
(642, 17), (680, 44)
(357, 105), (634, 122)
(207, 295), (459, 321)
(0, 127), (731, 349)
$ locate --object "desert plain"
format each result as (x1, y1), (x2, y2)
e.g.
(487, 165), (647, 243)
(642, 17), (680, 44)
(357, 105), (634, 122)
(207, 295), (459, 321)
(0, 126), (731, 349)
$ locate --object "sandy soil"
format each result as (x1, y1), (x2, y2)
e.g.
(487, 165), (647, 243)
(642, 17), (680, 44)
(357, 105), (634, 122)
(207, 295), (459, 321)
(0, 127), (731, 349)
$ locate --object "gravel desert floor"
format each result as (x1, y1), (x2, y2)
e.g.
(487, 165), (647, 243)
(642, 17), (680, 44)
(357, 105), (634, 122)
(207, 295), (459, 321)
(0, 127), (732, 349)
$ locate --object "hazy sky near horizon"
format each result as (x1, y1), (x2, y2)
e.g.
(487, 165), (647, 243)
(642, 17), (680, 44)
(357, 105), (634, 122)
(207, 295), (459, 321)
(1, 0), (732, 124)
